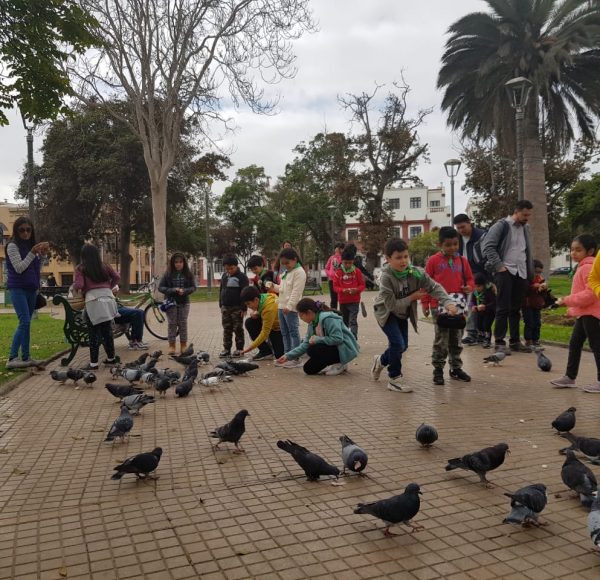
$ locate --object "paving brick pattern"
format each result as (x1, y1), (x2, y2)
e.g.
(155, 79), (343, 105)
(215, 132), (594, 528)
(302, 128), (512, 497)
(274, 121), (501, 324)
(0, 297), (599, 579)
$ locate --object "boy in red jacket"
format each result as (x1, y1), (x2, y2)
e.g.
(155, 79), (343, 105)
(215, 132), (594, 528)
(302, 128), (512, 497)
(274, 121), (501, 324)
(422, 227), (474, 385)
(333, 247), (365, 338)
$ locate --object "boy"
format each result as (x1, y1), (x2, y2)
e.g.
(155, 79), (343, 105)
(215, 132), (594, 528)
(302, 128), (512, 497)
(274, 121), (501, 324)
(247, 255), (275, 293)
(422, 227), (474, 385)
(470, 273), (496, 348)
(372, 238), (456, 393)
(219, 255), (249, 358)
(333, 246), (366, 338)
(522, 259), (547, 349)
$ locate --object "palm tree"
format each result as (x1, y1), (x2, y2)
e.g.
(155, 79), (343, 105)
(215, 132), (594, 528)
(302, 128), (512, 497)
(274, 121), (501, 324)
(438, 0), (600, 270)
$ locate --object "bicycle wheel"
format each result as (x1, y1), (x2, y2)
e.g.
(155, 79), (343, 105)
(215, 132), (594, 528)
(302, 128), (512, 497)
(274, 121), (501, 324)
(144, 302), (169, 340)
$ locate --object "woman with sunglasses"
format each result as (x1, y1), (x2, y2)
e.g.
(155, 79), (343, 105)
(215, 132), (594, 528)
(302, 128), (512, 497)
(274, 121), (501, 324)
(5, 217), (50, 369)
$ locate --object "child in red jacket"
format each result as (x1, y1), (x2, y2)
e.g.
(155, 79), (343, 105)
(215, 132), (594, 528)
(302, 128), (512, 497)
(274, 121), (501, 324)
(333, 247), (365, 338)
(422, 227), (474, 385)
(522, 259), (547, 349)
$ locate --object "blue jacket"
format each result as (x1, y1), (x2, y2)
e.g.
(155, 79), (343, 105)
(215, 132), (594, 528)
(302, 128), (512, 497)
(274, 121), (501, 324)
(286, 311), (359, 365)
(458, 226), (485, 275)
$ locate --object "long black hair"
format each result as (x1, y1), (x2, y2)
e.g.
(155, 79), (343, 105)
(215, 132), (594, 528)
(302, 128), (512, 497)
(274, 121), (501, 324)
(10, 216), (36, 248)
(168, 252), (193, 280)
(296, 298), (333, 314)
(79, 244), (110, 283)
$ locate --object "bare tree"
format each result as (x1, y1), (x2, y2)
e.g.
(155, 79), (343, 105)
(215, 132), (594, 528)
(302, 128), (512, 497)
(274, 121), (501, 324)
(71, 0), (314, 273)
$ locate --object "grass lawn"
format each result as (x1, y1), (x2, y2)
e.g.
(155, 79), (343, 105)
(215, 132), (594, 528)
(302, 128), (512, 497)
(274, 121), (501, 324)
(0, 314), (67, 386)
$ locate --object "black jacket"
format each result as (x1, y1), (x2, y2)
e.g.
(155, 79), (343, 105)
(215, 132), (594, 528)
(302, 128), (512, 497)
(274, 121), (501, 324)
(219, 270), (249, 309)
(158, 272), (196, 304)
(458, 227), (485, 275)
(252, 269), (275, 294)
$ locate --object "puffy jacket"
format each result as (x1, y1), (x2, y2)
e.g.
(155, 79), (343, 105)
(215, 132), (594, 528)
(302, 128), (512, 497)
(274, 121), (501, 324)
(565, 256), (600, 319)
(589, 253), (600, 300)
(332, 266), (365, 304)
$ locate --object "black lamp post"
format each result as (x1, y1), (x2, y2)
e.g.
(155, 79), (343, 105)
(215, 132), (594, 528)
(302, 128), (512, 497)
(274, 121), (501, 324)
(444, 158), (461, 224)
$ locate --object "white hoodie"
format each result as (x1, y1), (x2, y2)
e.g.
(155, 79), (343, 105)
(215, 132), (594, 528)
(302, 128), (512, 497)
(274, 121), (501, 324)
(273, 266), (307, 311)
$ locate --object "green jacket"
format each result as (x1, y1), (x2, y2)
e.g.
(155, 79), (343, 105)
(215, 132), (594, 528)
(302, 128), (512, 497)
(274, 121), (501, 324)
(286, 311), (359, 365)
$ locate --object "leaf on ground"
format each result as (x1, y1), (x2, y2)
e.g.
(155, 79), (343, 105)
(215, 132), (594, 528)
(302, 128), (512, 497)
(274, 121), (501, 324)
(130, 434), (141, 437)
(71, 436), (85, 441)
(12, 468), (27, 475)
(0, 448), (10, 454)
(58, 567), (67, 577)
(1, 413), (12, 418)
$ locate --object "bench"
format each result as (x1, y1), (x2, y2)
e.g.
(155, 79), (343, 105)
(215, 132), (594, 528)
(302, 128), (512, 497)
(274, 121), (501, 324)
(304, 276), (322, 295)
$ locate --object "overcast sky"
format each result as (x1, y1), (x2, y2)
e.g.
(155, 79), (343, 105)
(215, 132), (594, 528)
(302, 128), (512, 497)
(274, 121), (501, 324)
(0, 0), (484, 212)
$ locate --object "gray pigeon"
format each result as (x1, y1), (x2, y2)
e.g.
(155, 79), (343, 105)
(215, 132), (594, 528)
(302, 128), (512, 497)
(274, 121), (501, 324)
(588, 485), (600, 551)
(122, 393), (155, 415)
(445, 443), (510, 486)
(149, 350), (162, 360)
(503, 484), (547, 527)
(416, 423), (438, 448)
(120, 368), (142, 384)
(561, 433), (600, 465)
(112, 447), (163, 480)
(175, 378), (194, 397)
(104, 405), (134, 442)
(210, 410), (249, 452)
(155, 376), (172, 396)
(561, 450), (597, 508)
(126, 353), (149, 368)
(202, 369), (233, 381)
(180, 342), (194, 356)
(277, 440), (340, 480)
(140, 358), (158, 372)
(105, 383), (143, 400)
(483, 352), (506, 366)
(83, 372), (97, 387)
(67, 368), (85, 384)
(536, 351), (552, 372)
(50, 370), (69, 384)
(552, 407), (576, 433)
(197, 351), (210, 363)
(354, 483), (423, 536)
(339, 435), (368, 474)
(139, 371), (157, 385)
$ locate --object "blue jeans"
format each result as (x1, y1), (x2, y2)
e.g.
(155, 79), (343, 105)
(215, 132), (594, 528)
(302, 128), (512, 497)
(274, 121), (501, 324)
(380, 315), (409, 379)
(117, 306), (144, 341)
(279, 310), (300, 353)
(523, 308), (542, 342)
(9, 288), (37, 360)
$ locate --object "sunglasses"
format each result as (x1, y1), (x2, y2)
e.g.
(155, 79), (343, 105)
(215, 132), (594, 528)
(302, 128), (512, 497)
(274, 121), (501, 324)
(18, 227), (32, 233)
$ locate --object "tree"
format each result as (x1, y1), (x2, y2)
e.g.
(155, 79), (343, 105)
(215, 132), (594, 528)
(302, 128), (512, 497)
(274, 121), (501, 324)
(561, 174), (600, 239)
(438, 0), (600, 274)
(72, 0), (315, 277)
(408, 230), (439, 267)
(339, 81), (431, 269)
(0, 0), (96, 124)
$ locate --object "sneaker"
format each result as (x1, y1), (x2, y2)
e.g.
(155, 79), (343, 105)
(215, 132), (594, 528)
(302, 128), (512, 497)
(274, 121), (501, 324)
(231, 350), (243, 358)
(25, 359), (44, 368)
(387, 376), (412, 393)
(135, 341), (149, 350)
(128, 342), (138, 350)
(510, 341), (533, 353)
(252, 352), (274, 361)
(450, 368), (471, 382)
(283, 359), (302, 368)
(371, 355), (384, 381)
(550, 376), (577, 389)
(81, 363), (99, 371)
(6, 359), (30, 369)
(325, 363), (348, 376)
(482, 341), (492, 349)
(494, 344), (512, 356)
(461, 336), (477, 346)
(583, 382), (600, 393)
(433, 369), (445, 385)
(532, 341), (544, 351)
(273, 360), (285, 367)
(219, 350), (231, 358)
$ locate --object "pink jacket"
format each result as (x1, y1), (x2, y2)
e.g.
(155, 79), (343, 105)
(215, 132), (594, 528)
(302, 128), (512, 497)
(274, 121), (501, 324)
(325, 252), (341, 280)
(563, 256), (600, 319)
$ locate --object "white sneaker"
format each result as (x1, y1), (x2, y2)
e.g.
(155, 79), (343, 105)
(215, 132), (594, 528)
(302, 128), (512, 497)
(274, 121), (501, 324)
(283, 359), (302, 368)
(325, 363), (348, 376)
(387, 376), (412, 393)
(371, 355), (384, 381)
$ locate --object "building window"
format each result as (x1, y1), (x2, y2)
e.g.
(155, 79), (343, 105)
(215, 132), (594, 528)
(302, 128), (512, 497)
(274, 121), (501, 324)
(409, 226), (422, 239)
(388, 198), (400, 210)
(213, 259), (223, 275)
(392, 226), (401, 238)
(429, 200), (440, 207)
(410, 197), (421, 209)
(61, 273), (73, 286)
(347, 228), (359, 241)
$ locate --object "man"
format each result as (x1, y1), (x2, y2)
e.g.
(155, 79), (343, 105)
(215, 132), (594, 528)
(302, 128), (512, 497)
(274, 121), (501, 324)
(112, 285), (148, 350)
(481, 200), (534, 354)
(453, 213), (486, 346)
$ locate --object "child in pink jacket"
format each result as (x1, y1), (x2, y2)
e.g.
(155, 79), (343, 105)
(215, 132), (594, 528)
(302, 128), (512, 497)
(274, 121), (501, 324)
(550, 234), (600, 391)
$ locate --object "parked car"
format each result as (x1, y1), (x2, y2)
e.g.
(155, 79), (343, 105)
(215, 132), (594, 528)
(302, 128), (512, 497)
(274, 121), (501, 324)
(550, 266), (571, 276)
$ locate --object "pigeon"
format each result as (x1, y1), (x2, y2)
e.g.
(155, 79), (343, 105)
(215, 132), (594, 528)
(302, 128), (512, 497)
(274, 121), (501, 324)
(277, 440), (340, 480)
(154, 368), (180, 381)
(183, 359), (199, 382)
(588, 485), (600, 551)
(445, 443), (510, 486)
(416, 423), (438, 448)
(209, 410), (249, 452)
(200, 376), (226, 387)
(83, 372), (97, 387)
(122, 393), (155, 415)
(552, 407), (576, 433)
(105, 383), (143, 400)
(340, 435), (368, 474)
(503, 484), (547, 527)
(110, 365), (123, 379)
(104, 405), (134, 442)
(201, 369), (233, 382)
(50, 370), (69, 384)
(483, 352), (506, 366)
(150, 350), (163, 360)
(126, 353), (149, 368)
(155, 376), (172, 396)
(169, 354), (196, 365)
(112, 447), (163, 480)
(561, 450), (597, 508)
(561, 433), (600, 465)
(197, 351), (210, 363)
(140, 371), (157, 386)
(67, 368), (85, 384)
(225, 360), (259, 375)
(120, 368), (142, 384)
(536, 350), (552, 372)
(215, 361), (237, 375)
(354, 483), (423, 536)
(175, 378), (194, 397)
(180, 342), (194, 357)
(140, 357), (158, 372)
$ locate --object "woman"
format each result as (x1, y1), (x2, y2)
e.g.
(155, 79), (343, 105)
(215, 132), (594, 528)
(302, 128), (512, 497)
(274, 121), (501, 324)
(5, 217), (49, 369)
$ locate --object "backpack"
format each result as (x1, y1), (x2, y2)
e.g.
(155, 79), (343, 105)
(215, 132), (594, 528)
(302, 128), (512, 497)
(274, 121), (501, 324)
(472, 220), (510, 274)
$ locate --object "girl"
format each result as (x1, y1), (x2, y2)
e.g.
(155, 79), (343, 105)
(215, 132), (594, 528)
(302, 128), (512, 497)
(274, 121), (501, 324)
(5, 216), (50, 369)
(268, 248), (306, 368)
(159, 252), (196, 355)
(73, 244), (120, 370)
(325, 242), (345, 309)
(276, 298), (359, 375)
(550, 234), (600, 392)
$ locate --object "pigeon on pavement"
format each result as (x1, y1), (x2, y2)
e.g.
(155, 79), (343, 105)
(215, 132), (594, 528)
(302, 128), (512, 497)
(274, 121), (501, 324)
(183, 359), (198, 382)
(126, 353), (149, 368)
(120, 368), (143, 384)
(416, 423), (438, 448)
(536, 351), (552, 372)
(588, 485), (600, 551)
(340, 435), (368, 474)
(200, 376), (225, 387)
(561, 433), (600, 465)
(561, 450), (597, 508)
(83, 372), (97, 387)
(277, 440), (340, 480)
(105, 405), (134, 442)
(122, 393), (155, 415)
(175, 378), (194, 397)
(112, 447), (163, 480)
(354, 483), (424, 536)
(180, 342), (194, 357)
(67, 368), (85, 384)
(552, 407), (576, 433)
(140, 357), (158, 372)
(105, 383), (143, 400)
(50, 370), (69, 384)
(210, 410), (249, 453)
(483, 352), (506, 366)
(201, 369), (233, 381)
(224, 360), (259, 375)
(503, 484), (547, 527)
(169, 354), (196, 365)
(197, 351), (210, 363)
(149, 350), (162, 360)
(445, 443), (510, 486)
(155, 376), (173, 397)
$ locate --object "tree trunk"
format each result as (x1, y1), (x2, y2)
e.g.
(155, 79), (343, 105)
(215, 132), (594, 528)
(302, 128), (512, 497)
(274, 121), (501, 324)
(150, 175), (168, 285)
(523, 117), (550, 276)
(119, 224), (132, 293)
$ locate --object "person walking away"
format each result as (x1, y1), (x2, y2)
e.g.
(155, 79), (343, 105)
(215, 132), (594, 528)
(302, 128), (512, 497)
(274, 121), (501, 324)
(73, 244), (120, 370)
(550, 235), (600, 392)
(522, 259), (547, 349)
(218, 254), (249, 358)
(277, 298), (359, 375)
(372, 238), (457, 393)
(481, 199), (535, 354)
(422, 227), (474, 385)
(325, 242), (345, 309)
(240, 286), (284, 360)
(158, 252), (196, 355)
(333, 246), (365, 339)
(469, 273), (496, 348)
(5, 217), (50, 369)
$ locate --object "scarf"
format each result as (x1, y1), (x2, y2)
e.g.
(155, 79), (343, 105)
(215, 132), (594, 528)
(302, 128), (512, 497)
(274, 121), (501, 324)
(311, 312), (322, 336)
(257, 293), (267, 314)
(282, 263), (301, 279)
(391, 264), (423, 280)
(341, 264), (355, 274)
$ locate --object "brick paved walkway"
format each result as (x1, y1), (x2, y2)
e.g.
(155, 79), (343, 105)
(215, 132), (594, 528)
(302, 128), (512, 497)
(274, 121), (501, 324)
(0, 297), (599, 579)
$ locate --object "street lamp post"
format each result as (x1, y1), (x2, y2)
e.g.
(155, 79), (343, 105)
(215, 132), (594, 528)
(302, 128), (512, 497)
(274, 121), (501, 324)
(505, 76), (534, 201)
(444, 159), (461, 225)
(21, 115), (35, 226)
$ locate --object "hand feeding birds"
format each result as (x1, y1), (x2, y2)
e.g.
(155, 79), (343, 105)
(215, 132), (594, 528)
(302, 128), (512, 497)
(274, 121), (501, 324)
(503, 484), (548, 527)
(416, 423), (438, 448)
(210, 410), (249, 453)
(445, 443), (509, 487)
(277, 440), (340, 481)
(112, 447), (162, 481)
(340, 435), (368, 475)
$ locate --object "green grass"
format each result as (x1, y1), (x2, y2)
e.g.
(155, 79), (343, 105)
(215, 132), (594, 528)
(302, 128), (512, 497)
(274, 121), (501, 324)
(0, 313), (67, 386)
(546, 275), (571, 298)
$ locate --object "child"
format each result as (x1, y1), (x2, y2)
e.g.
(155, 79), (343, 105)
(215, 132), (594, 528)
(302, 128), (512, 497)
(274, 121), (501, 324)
(277, 298), (359, 375)
(218, 254), (249, 358)
(522, 259), (547, 349)
(158, 252), (196, 355)
(333, 246), (365, 338)
(268, 248), (307, 368)
(240, 285), (284, 360)
(470, 273), (496, 348)
(372, 238), (457, 393)
(551, 234), (600, 392)
(422, 227), (474, 385)
(325, 242), (345, 308)
(73, 243), (120, 370)
(247, 255), (275, 293)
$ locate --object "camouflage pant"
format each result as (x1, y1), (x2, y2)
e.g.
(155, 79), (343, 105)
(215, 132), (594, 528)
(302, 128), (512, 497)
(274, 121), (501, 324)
(221, 306), (244, 351)
(432, 313), (464, 370)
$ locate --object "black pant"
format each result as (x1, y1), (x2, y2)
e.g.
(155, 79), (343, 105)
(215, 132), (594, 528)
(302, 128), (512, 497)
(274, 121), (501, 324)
(328, 280), (338, 310)
(244, 316), (284, 358)
(522, 307), (542, 342)
(88, 320), (115, 364)
(474, 308), (495, 335)
(493, 271), (529, 345)
(303, 344), (340, 375)
(566, 315), (600, 381)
